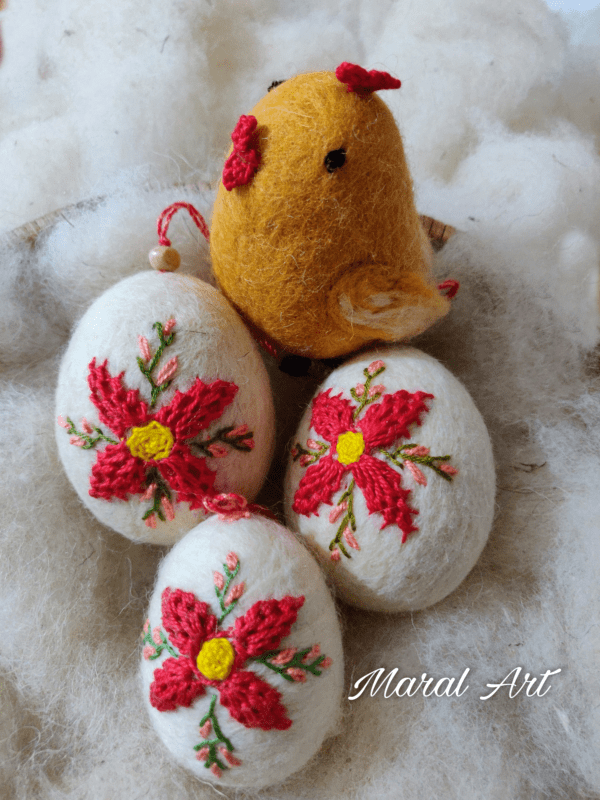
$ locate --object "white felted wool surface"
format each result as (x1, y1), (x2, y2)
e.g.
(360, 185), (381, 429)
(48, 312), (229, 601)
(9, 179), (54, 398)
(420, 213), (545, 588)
(140, 515), (344, 789)
(2, 1), (600, 799)
(284, 347), (495, 612)
(55, 270), (275, 544)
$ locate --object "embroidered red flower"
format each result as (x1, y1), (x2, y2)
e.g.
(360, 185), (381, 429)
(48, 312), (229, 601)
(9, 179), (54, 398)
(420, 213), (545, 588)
(292, 360), (458, 559)
(149, 586), (304, 730)
(58, 320), (255, 526)
(87, 360), (237, 512)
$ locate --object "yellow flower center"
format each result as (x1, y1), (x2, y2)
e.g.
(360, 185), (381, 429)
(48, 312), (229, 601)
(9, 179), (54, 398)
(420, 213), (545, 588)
(126, 420), (174, 461)
(336, 431), (365, 465)
(196, 638), (235, 681)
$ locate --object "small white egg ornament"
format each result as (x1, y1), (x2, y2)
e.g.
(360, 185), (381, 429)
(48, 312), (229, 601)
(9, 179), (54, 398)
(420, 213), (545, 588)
(284, 347), (495, 612)
(140, 513), (344, 789)
(55, 270), (275, 545)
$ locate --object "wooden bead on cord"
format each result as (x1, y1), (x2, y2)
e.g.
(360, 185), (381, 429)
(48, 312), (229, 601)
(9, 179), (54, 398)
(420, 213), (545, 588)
(149, 245), (181, 272)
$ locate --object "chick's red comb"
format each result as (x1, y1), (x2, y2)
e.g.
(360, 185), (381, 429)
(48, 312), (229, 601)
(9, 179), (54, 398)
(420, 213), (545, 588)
(222, 114), (261, 191)
(335, 62), (401, 96)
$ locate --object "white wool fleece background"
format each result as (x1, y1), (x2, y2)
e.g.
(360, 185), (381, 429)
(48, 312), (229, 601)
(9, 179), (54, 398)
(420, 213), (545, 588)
(1, 1), (600, 799)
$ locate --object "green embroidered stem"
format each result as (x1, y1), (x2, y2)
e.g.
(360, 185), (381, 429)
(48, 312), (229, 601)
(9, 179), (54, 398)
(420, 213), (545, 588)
(291, 439), (329, 466)
(142, 626), (178, 660)
(137, 320), (176, 407)
(380, 443), (456, 482)
(214, 559), (241, 625)
(190, 424), (255, 457)
(193, 694), (235, 772)
(253, 647), (328, 681)
(63, 417), (117, 449)
(141, 468), (173, 522)
(350, 363), (386, 420)
(329, 480), (357, 559)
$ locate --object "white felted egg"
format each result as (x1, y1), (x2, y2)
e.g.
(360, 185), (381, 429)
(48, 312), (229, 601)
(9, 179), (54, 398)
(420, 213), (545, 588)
(140, 514), (343, 789)
(55, 270), (275, 545)
(284, 346), (495, 612)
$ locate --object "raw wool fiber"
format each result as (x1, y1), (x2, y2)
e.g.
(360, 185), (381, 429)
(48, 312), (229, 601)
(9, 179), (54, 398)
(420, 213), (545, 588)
(1, 1), (600, 799)
(284, 347), (495, 612)
(211, 69), (449, 359)
(141, 515), (344, 789)
(55, 270), (275, 544)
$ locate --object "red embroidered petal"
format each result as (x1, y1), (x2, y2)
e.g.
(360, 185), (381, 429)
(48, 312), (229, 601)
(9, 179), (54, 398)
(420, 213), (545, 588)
(155, 378), (238, 441)
(161, 587), (218, 658)
(359, 390), (433, 450)
(157, 442), (217, 510)
(230, 596), (305, 658)
(335, 62), (401, 94)
(149, 656), (206, 711)
(292, 455), (346, 516)
(88, 358), (149, 438)
(219, 670), (292, 730)
(351, 454), (418, 541)
(310, 389), (355, 442)
(88, 441), (147, 500)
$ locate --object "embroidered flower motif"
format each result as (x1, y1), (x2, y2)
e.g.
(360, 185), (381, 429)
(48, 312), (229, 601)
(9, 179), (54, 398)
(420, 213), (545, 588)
(142, 552), (331, 777)
(292, 360), (458, 559)
(58, 320), (255, 526)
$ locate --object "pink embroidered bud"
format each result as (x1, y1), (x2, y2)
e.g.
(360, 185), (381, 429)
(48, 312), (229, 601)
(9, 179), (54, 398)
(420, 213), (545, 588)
(152, 627), (162, 645)
(303, 644), (321, 662)
(57, 415), (69, 429)
(156, 356), (178, 385)
(196, 746), (210, 761)
(213, 571), (225, 591)
(299, 454), (312, 467)
(138, 335), (151, 362)
(221, 748), (242, 767)
(142, 619), (150, 635)
(245, 438), (256, 450)
(80, 417), (93, 434)
(162, 318), (176, 336)
(320, 657), (333, 669)
(207, 443), (229, 458)
(331, 548), (341, 562)
(328, 500), (348, 523)
(440, 464), (459, 476)
(69, 436), (86, 447)
(142, 645), (155, 660)
(287, 667), (307, 683)
(406, 461), (427, 486)
(343, 526), (361, 550)
(367, 359), (385, 375)
(290, 446), (298, 459)
(404, 445), (430, 456)
(204, 494), (250, 522)
(199, 720), (212, 739)
(354, 383), (365, 397)
(271, 647), (297, 666)
(306, 438), (319, 450)
(227, 424), (249, 438)
(225, 582), (245, 606)
(225, 552), (239, 572)
(140, 483), (157, 502)
(368, 384), (385, 397)
(210, 763), (222, 779)
(145, 513), (157, 528)
(161, 496), (175, 521)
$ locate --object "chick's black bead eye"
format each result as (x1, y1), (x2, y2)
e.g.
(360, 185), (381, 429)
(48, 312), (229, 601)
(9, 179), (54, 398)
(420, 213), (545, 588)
(324, 148), (346, 173)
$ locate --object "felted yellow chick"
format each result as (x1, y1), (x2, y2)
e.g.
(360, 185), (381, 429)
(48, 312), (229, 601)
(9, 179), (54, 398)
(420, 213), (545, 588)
(210, 62), (450, 360)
